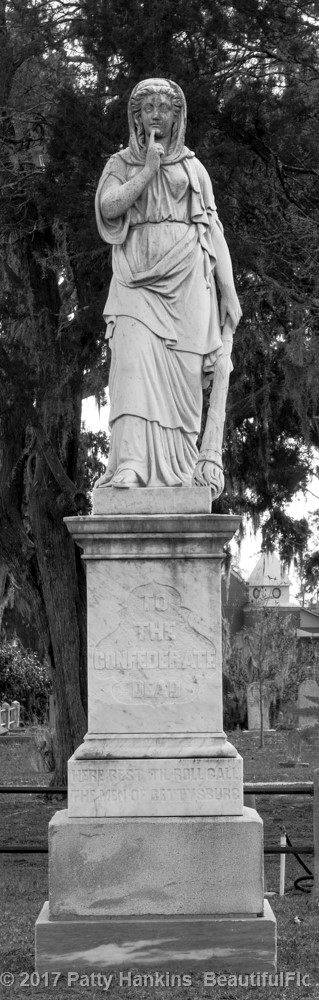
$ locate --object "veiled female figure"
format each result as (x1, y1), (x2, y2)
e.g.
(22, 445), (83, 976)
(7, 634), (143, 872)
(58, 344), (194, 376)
(95, 78), (241, 488)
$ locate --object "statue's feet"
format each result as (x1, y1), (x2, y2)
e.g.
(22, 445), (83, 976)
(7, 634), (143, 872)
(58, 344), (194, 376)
(94, 470), (110, 488)
(111, 469), (141, 489)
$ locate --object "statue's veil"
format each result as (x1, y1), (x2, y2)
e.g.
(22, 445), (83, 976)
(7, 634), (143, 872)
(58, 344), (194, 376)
(127, 78), (187, 163)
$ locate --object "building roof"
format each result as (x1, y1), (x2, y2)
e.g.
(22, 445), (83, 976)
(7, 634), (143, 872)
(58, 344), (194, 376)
(247, 552), (291, 588)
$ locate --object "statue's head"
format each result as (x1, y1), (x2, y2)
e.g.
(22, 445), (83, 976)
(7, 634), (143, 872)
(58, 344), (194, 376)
(128, 78), (187, 157)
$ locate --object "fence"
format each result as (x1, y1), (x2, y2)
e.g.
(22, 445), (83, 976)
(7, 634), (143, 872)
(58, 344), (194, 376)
(0, 700), (20, 733)
(0, 777), (318, 892)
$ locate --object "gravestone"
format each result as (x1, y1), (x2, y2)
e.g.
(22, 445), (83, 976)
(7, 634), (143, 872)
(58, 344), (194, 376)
(35, 488), (276, 972)
(297, 678), (319, 728)
(247, 682), (271, 731)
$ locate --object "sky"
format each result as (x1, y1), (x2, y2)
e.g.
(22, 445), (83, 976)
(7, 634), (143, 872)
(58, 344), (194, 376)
(81, 396), (319, 597)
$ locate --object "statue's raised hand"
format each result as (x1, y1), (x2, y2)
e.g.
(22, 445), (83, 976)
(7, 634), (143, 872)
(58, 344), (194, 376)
(145, 128), (165, 178)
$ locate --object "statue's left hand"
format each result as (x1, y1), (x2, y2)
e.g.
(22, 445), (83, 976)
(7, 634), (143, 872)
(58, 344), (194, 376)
(220, 286), (242, 330)
(192, 460), (224, 498)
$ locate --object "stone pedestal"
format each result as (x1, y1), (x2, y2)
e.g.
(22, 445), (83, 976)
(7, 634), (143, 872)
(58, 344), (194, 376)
(35, 491), (276, 972)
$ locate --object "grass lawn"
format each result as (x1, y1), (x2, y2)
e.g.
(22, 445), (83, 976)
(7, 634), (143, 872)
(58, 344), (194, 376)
(0, 731), (319, 999)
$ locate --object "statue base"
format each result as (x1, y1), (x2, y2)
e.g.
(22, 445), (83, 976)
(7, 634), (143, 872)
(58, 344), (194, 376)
(92, 485), (212, 515)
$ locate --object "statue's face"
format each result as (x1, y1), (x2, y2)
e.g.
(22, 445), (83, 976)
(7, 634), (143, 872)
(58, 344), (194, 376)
(139, 92), (175, 141)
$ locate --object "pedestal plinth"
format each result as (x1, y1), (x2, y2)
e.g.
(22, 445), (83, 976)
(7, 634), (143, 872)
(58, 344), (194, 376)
(48, 810), (264, 917)
(35, 492), (276, 972)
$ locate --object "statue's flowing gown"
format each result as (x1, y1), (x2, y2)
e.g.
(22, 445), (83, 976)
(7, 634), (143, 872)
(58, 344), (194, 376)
(95, 147), (223, 486)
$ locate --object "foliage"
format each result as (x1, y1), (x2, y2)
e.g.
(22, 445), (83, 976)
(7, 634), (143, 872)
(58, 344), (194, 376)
(302, 550), (319, 604)
(1, 3), (318, 522)
(1, 0), (319, 772)
(0, 634), (50, 722)
(222, 612), (245, 730)
(224, 607), (303, 742)
(76, 429), (109, 505)
(298, 635), (319, 675)
(77, 0), (319, 533)
(223, 674), (247, 733)
(260, 513), (311, 570)
(296, 505), (319, 605)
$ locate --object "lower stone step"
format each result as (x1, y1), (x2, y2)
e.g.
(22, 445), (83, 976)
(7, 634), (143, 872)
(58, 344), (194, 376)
(35, 900), (276, 974)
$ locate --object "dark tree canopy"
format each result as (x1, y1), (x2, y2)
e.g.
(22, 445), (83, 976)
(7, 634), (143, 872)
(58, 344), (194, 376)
(75, 0), (319, 531)
(1, 0), (319, 772)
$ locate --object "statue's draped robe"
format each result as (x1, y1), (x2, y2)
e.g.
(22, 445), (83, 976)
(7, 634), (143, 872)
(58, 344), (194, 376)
(95, 144), (224, 486)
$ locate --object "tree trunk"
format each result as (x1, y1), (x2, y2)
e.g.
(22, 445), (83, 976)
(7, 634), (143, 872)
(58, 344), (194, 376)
(259, 681), (264, 749)
(1, 429), (88, 782)
(0, 512), (51, 659)
(28, 457), (87, 783)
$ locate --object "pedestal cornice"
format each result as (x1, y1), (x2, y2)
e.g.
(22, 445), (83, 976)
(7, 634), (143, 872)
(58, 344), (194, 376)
(64, 513), (241, 560)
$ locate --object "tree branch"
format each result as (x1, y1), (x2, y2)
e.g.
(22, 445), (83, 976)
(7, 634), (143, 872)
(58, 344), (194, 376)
(228, 378), (283, 427)
(32, 419), (85, 513)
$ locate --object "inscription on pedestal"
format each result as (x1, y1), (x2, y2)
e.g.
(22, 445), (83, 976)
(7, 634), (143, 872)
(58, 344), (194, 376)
(68, 756), (243, 818)
(88, 581), (221, 732)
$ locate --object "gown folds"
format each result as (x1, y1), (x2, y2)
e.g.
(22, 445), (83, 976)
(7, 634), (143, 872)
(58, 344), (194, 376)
(95, 135), (224, 487)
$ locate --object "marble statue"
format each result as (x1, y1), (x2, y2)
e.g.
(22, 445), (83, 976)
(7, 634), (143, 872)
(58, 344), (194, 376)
(95, 78), (242, 491)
